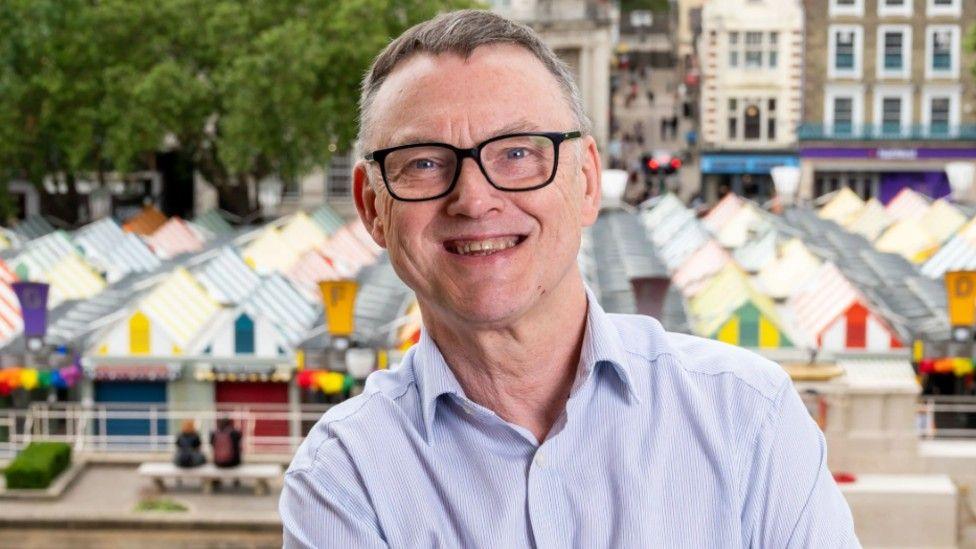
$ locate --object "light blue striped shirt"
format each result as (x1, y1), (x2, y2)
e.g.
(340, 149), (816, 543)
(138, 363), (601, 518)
(281, 291), (859, 548)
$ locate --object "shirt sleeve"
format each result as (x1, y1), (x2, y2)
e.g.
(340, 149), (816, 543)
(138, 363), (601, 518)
(280, 466), (388, 549)
(743, 378), (861, 548)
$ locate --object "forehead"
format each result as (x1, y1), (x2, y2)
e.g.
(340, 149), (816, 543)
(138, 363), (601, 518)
(369, 44), (575, 147)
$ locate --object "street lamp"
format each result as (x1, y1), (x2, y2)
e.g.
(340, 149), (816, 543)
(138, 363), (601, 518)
(771, 165), (801, 208)
(946, 161), (975, 204)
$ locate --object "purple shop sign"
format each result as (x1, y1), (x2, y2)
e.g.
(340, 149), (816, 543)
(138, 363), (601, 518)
(12, 281), (49, 338)
(800, 147), (976, 160)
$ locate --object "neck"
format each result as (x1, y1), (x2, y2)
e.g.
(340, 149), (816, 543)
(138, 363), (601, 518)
(421, 273), (590, 443)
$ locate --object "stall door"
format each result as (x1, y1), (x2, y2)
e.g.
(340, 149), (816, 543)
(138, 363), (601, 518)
(94, 381), (168, 438)
(215, 382), (289, 440)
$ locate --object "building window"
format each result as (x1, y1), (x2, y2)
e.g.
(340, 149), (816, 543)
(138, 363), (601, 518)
(879, 0), (912, 16)
(744, 103), (761, 139)
(767, 99), (777, 140)
(833, 98), (854, 135)
(728, 99), (738, 139)
(881, 98), (902, 134)
(829, 26), (862, 78)
(768, 32), (778, 68)
(729, 32), (739, 67)
(922, 87), (960, 137)
(927, 0), (961, 16)
(876, 26), (911, 79)
(836, 32), (854, 69)
(926, 26), (959, 79)
(873, 86), (911, 137)
(745, 32), (763, 68)
(326, 152), (353, 199)
(830, 0), (864, 16)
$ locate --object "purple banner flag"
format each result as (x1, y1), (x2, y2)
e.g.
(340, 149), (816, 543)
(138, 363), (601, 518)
(12, 282), (50, 339)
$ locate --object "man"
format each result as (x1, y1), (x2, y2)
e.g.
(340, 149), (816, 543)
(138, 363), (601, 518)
(281, 10), (858, 548)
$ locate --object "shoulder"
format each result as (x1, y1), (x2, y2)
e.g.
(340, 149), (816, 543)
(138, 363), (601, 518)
(608, 313), (789, 404)
(288, 363), (420, 474)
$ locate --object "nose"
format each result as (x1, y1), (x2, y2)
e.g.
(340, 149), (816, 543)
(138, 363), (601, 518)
(444, 157), (505, 218)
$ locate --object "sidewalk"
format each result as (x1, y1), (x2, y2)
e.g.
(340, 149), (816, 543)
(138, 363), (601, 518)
(0, 463), (282, 531)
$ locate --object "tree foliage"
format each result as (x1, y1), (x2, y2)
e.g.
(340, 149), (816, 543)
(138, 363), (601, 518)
(0, 0), (476, 218)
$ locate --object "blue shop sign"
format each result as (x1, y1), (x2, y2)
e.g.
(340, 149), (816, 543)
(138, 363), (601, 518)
(700, 154), (799, 175)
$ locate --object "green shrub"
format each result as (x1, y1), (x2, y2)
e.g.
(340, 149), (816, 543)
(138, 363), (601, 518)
(4, 442), (72, 489)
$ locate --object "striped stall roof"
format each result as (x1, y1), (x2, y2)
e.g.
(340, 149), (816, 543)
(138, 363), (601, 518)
(144, 217), (205, 259)
(920, 233), (976, 279)
(875, 218), (940, 263)
(842, 198), (891, 241)
(192, 209), (235, 237)
(317, 223), (382, 276)
(713, 202), (770, 250)
(689, 264), (789, 341)
(286, 250), (344, 302)
(884, 187), (930, 222)
(242, 274), (318, 345)
(836, 356), (919, 391)
(649, 207), (697, 247)
(46, 254), (107, 306)
(278, 212), (329, 256)
(8, 231), (79, 280)
(310, 204), (347, 235)
(818, 188), (864, 224)
(140, 268), (221, 347)
(0, 259), (22, 345)
(641, 193), (686, 229)
(918, 199), (966, 245)
(789, 262), (888, 348)
(756, 239), (822, 300)
(352, 256), (415, 347)
(74, 218), (160, 280)
(12, 215), (56, 241)
(671, 240), (731, 296)
(701, 193), (743, 233)
(655, 219), (710, 271)
(122, 205), (168, 235)
(194, 246), (261, 305)
(732, 228), (778, 274)
(242, 227), (303, 275)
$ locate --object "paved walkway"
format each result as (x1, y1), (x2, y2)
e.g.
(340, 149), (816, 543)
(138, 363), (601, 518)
(0, 463), (281, 530)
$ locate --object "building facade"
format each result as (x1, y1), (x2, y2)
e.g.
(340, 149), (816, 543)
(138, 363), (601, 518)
(698, 0), (805, 202)
(799, 0), (976, 202)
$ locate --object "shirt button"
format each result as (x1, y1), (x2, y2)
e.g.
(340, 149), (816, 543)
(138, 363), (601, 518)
(534, 453), (545, 467)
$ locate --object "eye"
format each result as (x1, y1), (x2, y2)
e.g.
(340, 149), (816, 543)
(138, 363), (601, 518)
(506, 148), (529, 160)
(412, 159), (438, 170)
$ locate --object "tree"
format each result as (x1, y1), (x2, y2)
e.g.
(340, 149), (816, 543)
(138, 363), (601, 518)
(0, 0), (475, 220)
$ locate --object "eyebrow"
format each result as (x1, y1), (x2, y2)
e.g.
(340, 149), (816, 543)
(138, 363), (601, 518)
(385, 119), (542, 148)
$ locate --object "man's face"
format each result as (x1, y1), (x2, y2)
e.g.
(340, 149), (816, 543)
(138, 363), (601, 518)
(354, 44), (601, 328)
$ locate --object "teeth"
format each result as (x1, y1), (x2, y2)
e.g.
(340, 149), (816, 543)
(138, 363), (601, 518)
(450, 236), (520, 256)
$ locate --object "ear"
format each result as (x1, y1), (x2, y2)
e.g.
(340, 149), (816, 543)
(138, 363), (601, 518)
(578, 135), (602, 226)
(353, 161), (388, 248)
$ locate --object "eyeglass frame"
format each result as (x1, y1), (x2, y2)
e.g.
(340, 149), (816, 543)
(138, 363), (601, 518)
(362, 130), (583, 202)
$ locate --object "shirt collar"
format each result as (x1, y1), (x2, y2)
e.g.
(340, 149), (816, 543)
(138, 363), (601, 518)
(413, 285), (641, 443)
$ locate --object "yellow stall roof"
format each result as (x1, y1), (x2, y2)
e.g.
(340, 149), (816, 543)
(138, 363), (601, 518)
(818, 187), (864, 224)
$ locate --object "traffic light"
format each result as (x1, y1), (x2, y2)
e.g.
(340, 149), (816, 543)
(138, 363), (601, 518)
(664, 157), (682, 175)
(646, 158), (660, 174)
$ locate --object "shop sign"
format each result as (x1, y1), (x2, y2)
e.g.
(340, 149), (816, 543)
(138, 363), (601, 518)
(944, 271), (976, 341)
(319, 280), (358, 337)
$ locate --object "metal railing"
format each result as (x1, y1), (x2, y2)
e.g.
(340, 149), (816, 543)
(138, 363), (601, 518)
(0, 402), (333, 460)
(798, 123), (976, 141)
(918, 396), (976, 440)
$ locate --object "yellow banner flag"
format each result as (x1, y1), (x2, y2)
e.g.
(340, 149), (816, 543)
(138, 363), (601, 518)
(319, 280), (358, 336)
(944, 271), (976, 328)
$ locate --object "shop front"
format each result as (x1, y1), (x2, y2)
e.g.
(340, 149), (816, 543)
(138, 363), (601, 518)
(699, 152), (799, 203)
(799, 146), (976, 203)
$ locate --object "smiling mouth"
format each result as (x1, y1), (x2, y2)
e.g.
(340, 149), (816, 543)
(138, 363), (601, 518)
(444, 235), (527, 256)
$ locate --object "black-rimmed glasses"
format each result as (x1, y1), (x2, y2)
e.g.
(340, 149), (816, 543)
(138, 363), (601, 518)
(363, 131), (582, 202)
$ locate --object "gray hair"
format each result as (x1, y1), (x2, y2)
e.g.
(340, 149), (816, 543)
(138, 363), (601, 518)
(356, 9), (591, 151)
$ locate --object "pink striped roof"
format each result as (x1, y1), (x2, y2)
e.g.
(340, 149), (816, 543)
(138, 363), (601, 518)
(286, 249), (344, 302)
(671, 240), (732, 295)
(0, 259), (22, 344)
(318, 222), (382, 275)
(885, 188), (930, 222)
(701, 193), (743, 234)
(145, 217), (204, 258)
(789, 262), (893, 342)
